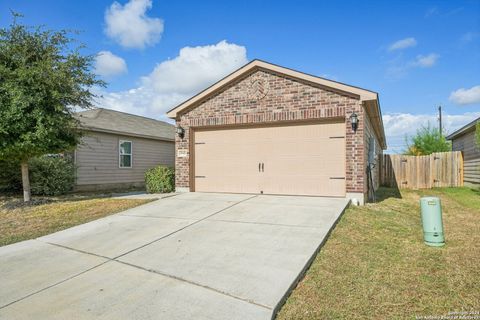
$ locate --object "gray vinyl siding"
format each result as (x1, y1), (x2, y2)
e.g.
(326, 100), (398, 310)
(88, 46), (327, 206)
(364, 111), (383, 192)
(75, 131), (174, 186)
(452, 129), (480, 185)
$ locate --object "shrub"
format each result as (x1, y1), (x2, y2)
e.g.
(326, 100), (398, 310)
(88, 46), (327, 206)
(29, 156), (75, 196)
(404, 124), (451, 155)
(0, 159), (22, 192)
(145, 166), (175, 193)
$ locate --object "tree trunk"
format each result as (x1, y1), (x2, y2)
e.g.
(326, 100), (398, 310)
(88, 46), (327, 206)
(21, 161), (31, 202)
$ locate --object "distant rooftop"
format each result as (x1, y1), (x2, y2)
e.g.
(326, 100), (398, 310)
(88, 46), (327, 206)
(75, 108), (174, 141)
(446, 117), (479, 140)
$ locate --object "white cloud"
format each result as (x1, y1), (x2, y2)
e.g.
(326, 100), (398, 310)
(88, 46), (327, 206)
(388, 37), (417, 51)
(383, 112), (480, 153)
(142, 41), (247, 95)
(460, 32), (479, 44)
(104, 0), (163, 49)
(386, 53), (439, 79)
(94, 51), (127, 77)
(94, 40), (248, 121)
(449, 85), (480, 105)
(411, 53), (439, 68)
(425, 6), (463, 18)
(385, 65), (408, 80)
(425, 7), (439, 18)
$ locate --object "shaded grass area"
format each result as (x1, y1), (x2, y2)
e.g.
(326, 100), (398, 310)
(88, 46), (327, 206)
(0, 197), (152, 246)
(277, 187), (480, 319)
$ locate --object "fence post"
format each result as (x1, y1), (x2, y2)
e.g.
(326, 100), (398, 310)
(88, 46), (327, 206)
(459, 151), (464, 187)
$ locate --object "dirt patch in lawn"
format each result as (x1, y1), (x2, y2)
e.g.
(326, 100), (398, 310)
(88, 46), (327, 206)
(276, 187), (480, 319)
(0, 197), (152, 246)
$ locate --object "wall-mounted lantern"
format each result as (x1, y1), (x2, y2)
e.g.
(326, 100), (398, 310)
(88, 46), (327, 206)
(350, 112), (359, 132)
(176, 126), (185, 139)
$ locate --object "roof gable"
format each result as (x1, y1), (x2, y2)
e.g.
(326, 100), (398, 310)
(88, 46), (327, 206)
(183, 68), (359, 119)
(165, 59), (386, 149)
(446, 117), (479, 140)
(167, 59), (378, 119)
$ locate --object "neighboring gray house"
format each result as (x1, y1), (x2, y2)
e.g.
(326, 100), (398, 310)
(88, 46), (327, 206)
(74, 108), (175, 191)
(447, 117), (480, 187)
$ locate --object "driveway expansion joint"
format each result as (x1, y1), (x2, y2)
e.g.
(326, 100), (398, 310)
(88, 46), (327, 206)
(206, 218), (327, 229)
(119, 214), (194, 221)
(115, 260), (272, 311)
(28, 240), (272, 311)
(112, 194), (258, 260)
(38, 240), (112, 260)
(0, 259), (109, 310)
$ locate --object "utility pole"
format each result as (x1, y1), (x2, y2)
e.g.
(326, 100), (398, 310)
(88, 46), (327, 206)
(438, 105), (442, 136)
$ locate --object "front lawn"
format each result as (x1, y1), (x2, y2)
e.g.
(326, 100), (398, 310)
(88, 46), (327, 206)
(277, 187), (480, 319)
(0, 197), (152, 246)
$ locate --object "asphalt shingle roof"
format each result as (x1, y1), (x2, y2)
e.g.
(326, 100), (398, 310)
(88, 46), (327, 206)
(446, 116), (479, 140)
(75, 108), (174, 141)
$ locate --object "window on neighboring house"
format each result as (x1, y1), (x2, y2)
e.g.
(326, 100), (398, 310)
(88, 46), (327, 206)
(119, 140), (132, 168)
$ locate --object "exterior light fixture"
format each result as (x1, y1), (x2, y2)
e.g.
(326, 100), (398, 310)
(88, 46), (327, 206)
(350, 112), (359, 132)
(176, 126), (185, 139)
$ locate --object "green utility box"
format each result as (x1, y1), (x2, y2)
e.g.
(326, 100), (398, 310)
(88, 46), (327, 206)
(420, 197), (445, 247)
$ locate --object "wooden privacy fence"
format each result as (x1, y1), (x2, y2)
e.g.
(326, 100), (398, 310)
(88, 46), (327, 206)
(380, 151), (463, 189)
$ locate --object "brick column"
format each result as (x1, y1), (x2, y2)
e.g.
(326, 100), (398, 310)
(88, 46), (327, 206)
(345, 102), (365, 203)
(175, 117), (190, 191)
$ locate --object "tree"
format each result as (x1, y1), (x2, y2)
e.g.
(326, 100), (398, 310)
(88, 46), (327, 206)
(404, 124), (451, 156)
(0, 14), (104, 201)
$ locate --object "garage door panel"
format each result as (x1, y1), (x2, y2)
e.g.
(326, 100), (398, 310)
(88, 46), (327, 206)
(265, 160), (344, 177)
(265, 141), (341, 155)
(194, 129), (262, 194)
(260, 122), (345, 196)
(195, 175), (260, 194)
(263, 175), (345, 197)
(194, 122), (345, 197)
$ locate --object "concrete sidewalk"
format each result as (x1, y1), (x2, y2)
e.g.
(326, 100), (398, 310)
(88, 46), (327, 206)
(0, 193), (349, 320)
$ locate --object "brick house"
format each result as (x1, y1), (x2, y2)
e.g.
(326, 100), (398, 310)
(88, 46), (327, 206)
(167, 60), (386, 204)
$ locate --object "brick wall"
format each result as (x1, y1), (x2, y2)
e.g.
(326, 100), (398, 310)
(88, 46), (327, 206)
(175, 68), (366, 193)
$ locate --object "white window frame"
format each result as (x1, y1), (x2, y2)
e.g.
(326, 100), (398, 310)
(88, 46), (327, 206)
(119, 140), (133, 168)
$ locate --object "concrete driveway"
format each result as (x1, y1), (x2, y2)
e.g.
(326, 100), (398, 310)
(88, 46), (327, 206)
(0, 193), (349, 320)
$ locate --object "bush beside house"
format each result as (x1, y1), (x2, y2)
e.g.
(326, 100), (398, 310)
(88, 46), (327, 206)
(29, 157), (75, 196)
(145, 166), (175, 193)
(0, 156), (74, 196)
(0, 160), (22, 192)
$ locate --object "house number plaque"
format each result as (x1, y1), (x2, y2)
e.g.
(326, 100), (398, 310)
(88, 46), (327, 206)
(177, 149), (188, 158)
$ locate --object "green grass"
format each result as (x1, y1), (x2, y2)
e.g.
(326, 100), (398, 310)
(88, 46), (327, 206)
(0, 197), (152, 246)
(277, 187), (480, 320)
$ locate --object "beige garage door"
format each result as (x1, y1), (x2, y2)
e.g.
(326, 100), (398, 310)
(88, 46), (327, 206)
(193, 121), (346, 197)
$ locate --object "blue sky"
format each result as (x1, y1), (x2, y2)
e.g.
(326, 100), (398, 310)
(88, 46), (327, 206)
(1, 0), (479, 152)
